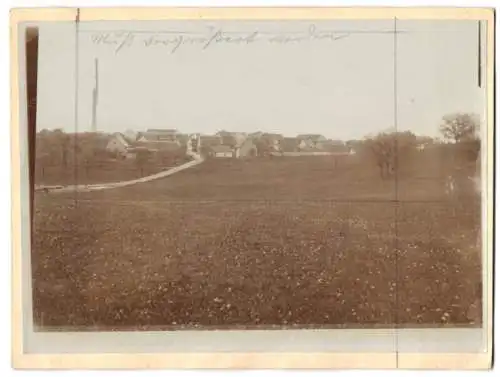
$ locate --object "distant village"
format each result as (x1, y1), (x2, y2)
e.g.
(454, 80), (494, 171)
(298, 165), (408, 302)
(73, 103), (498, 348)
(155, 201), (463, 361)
(33, 126), (475, 190)
(105, 129), (358, 160)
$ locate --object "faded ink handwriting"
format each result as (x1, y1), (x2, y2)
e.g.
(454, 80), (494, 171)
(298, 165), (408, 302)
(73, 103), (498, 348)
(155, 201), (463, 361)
(90, 25), (352, 54)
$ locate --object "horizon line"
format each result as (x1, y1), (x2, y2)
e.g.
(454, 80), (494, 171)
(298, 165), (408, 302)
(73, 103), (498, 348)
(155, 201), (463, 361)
(35, 127), (444, 141)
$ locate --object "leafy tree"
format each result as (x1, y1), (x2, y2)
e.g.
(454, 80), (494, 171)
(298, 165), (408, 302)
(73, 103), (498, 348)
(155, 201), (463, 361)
(46, 129), (71, 168)
(439, 113), (479, 143)
(438, 113), (481, 172)
(436, 113), (481, 199)
(416, 135), (434, 146)
(254, 138), (275, 157)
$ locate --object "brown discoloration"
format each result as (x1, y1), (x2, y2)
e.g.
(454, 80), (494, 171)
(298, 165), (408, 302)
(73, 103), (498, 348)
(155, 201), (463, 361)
(32, 157), (481, 329)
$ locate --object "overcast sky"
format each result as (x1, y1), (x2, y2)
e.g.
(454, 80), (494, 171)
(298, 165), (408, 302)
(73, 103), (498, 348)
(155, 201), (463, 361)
(36, 19), (486, 140)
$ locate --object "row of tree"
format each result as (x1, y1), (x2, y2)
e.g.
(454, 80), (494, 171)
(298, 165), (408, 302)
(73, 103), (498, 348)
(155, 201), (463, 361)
(35, 130), (192, 180)
(364, 112), (480, 180)
(35, 129), (111, 169)
(35, 112), (481, 180)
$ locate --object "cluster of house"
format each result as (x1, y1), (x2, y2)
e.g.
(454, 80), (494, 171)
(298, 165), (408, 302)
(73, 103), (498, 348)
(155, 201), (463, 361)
(105, 129), (356, 160)
(106, 129), (188, 159)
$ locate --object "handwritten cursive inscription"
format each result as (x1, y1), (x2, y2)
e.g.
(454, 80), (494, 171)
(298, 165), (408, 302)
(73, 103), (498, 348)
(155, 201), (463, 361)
(90, 25), (352, 54)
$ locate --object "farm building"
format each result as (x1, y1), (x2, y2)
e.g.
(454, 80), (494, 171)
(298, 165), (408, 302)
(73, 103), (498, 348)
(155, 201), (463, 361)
(107, 130), (187, 161)
(261, 133), (284, 144)
(315, 139), (344, 150)
(123, 129), (138, 142)
(416, 144), (426, 151)
(345, 140), (363, 155)
(255, 133), (284, 154)
(219, 132), (247, 149)
(270, 137), (354, 159)
(297, 134), (327, 142)
(138, 129), (178, 142)
(198, 133), (257, 158)
(320, 141), (351, 155)
(216, 130), (247, 138)
(134, 140), (183, 153)
(200, 135), (223, 147)
(133, 139), (187, 166)
(280, 137), (301, 153)
(210, 145), (234, 158)
(297, 134), (327, 149)
(106, 132), (135, 158)
(199, 135), (223, 157)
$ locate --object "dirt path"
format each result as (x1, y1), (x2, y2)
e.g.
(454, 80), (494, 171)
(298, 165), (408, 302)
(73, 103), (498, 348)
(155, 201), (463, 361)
(35, 154), (205, 194)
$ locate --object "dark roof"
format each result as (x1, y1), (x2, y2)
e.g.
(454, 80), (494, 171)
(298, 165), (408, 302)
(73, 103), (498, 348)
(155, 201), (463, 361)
(222, 135), (249, 148)
(200, 135), (222, 146)
(221, 135), (238, 147)
(322, 139), (344, 146)
(281, 137), (300, 152)
(297, 134), (325, 140)
(146, 129), (177, 133)
(139, 130), (178, 141)
(317, 140), (348, 151)
(133, 140), (182, 152)
(261, 133), (284, 140)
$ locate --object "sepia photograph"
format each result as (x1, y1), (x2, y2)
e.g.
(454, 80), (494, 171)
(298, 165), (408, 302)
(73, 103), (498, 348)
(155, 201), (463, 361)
(11, 6), (494, 369)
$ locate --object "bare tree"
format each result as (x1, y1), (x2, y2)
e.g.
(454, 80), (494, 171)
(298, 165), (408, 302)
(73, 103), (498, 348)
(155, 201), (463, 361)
(439, 113), (479, 143)
(135, 149), (152, 176)
(47, 129), (71, 169)
(366, 133), (394, 179)
(365, 131), (417, 179)
(254, 138), (274, 157)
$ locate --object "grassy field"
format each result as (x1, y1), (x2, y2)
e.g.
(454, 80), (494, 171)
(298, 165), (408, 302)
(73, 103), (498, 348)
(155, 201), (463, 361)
(31, 156), (482, 330)
(34, 155), (192, 186)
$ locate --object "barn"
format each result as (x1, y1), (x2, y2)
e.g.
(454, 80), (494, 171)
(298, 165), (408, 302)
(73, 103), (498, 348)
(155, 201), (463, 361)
(210, 145), (234, 158)
(106, 132), (135, 159)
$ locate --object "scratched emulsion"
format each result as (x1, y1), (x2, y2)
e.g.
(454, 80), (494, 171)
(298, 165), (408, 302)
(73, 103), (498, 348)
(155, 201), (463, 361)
(31, 19), (484, 330)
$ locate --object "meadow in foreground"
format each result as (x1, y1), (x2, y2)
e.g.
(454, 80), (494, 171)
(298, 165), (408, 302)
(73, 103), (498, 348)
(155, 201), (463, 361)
(31, 157), (482, 330)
